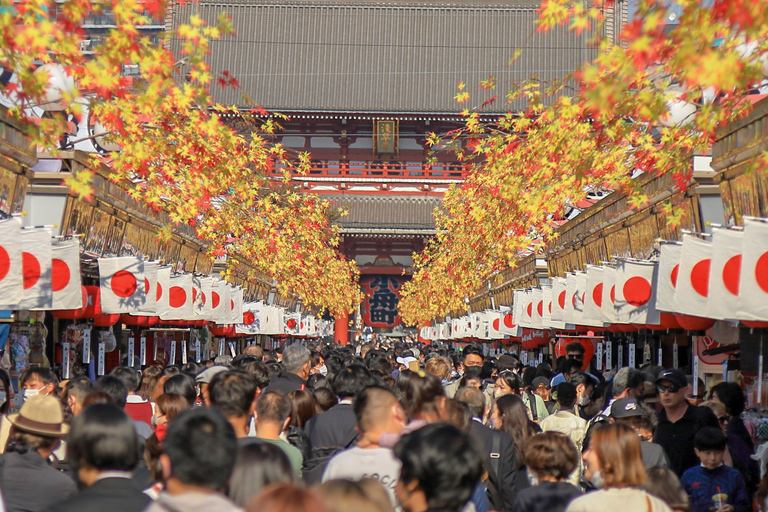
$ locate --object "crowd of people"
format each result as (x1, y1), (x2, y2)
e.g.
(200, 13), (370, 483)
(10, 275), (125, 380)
(0, 339), (764, 512)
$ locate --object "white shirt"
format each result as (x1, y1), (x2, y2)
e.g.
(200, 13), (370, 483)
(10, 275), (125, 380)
(322, 446), (402, 508)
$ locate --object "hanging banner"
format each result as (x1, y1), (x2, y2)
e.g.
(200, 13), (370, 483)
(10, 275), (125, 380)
(737, 220), (768, 321)
(605, 341), (612, 371)
(0, 218), (22, 308)
(127, 337), (135, 366)
(140, 336), (146, 366)
(706, 228), (743, 320)
(360, 275), (404, 328)
(138, 261), (158, 315)
(614, 259), (659, 324)
(48, 239), (83, 310)
(673, 235), (713, 317)
(97, 342), (105, 376)
(98, 256), (145, 314)
(181, 339), (188, 364)
(82, 328), (91, 364)
(62, 343), (71, 380)
(170, 339), (177, 364)
(656, 242), (683, 312)
(20, 227), (53, 310)
(629, 343), (635, 368)
(601, 266), (618, 324)
(596, 341), (603, 371)
(583, 266), (605, 327)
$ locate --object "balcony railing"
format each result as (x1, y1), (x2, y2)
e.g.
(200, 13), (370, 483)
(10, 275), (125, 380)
(270, 161), (471, 181)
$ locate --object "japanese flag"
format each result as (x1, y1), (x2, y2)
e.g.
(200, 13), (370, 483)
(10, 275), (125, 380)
(487, 310), (503, 339)
(706, 228), (743, 320)
(499, 309), (520, 337)
(672, 235), (712, 317)
(210, 280), (231, 324)
(284, 313), (301, 335)
(614, 259), (660, 324)
(161, 274), (194, 320)
(229, 287), (243, 325)
(551, 277), (567, 323)
(19, 228), (53, 310)
(299, 315), (311, 337)
(99, 257), (145, 314)
(513, 290), (529, 328)
(438, 322), (449, 340)
(655, 242), (683, 312)
(600, 266), (617, 324)
(0, 218), (22, 308)
(236, 302), (261, 335)
(582, 266), (605, 327)
(49, 239), (82, 310)
(737, 220), (768, 321)
(541, 284), (562, 329)
(563, 273), (577, 324)
(572, 272), (587, 326)
(155, 267), (171, 317)
(192, 276), (213, 319)
(138, 261), (158, 315)
(530, 288), (544, 329)
(263, 305), (282, 335)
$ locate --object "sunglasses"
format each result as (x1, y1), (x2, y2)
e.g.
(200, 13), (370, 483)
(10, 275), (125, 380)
(567, 354), (584, 360)
(657, 384), (680, 394)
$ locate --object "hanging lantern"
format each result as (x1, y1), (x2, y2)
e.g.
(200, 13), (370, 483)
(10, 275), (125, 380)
(554, 337), (596, 370)
(33, 63), (77, 111)
(674, 314), (715, 331)
(51, 286), (88, 319)
(742, 320), (768, 329)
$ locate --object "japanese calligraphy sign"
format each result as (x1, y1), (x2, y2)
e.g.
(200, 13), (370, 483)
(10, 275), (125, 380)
(361, 275), (404, 328)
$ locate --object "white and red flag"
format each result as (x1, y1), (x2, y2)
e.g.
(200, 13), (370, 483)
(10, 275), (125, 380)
(600, 266), (617, 324)
(550, 277), (567, 324)
(138, 261), (158, 315)
(487, 311), (503, 339)
(49, 239), (82, 310)
(99, 257), (145, 314)
(530, 287), (544, 329)
(655, 242), (683, 312)
(0, 218), (22, 308)
(229, 287), (244, 324)
(513, 289), (529, 328)
(582, 266), (604, 327)
(706, 228), (743, 320)
(673, 235), (712, 317)
(210, 280), (231, 325)
(737, 220), (768, 321)
(19, 228), (52, 310)
(572, 272), (587, 326)
(563, 273), (577, 324)
(193, 276), (213, 320)
(161, 274), (194, 321)
(614, 259), (659, 324)
(155, 267), (171, 317)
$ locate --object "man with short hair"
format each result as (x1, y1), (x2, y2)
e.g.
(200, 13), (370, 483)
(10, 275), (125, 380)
(532, 377), (557, 415)
(596, 367), (645, 418)
(610, 397), (669, 469)
(111, 366), (152, 428)
(145, 408), (240, 512)
(243, 344), (263, 359)
(254, 391), (303, 476)
(654, 368), (719, 477)
(456, 386), (521, 512)
(62, 376), (94, 418)
(322, 386), (406, 508)
(208, 370), (258, 441)
(550, 359), (584, 388)
(444, 345), (485, 398)
(550, 342), (586, 386)
(94, 376), (153, 440)
(540, 382), (587, 451)
(263, 343), (311, 394)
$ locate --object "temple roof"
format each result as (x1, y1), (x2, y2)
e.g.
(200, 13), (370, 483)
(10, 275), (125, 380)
(171, 0), (601, 114)
(327, 194), (442, 234)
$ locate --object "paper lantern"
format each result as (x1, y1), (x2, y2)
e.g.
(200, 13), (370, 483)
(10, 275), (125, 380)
(742, 320), (768, 329)
(51, 286), (89, 319)
(674, 314), (715, 331)
(33, 63), (77, 111)
(554, 337), (595, 370)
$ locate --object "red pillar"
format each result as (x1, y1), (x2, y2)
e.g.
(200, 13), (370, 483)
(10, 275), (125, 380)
(334, 310), (350, 346)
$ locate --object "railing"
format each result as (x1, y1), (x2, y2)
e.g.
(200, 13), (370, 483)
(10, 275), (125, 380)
(270, 161), (472, 181)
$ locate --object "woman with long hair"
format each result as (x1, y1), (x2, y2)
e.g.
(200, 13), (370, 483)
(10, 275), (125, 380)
(137, 365), (163, 401)
(228, 443), (298, 508)
(565, 423), (673, 512)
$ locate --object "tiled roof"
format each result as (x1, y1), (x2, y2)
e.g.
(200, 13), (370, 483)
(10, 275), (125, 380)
(170, 0), (602, 114)
(327, 194), (442, 233)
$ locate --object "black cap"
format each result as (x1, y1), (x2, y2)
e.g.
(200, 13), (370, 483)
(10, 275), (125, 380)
(532, 377), (550, 389)
(497, 354), (518, 370)
(611, 397), (643, 418)
(655, 368), (687, 388)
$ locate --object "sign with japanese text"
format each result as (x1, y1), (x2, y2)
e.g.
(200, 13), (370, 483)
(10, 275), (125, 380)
(361, 275), (405, 328)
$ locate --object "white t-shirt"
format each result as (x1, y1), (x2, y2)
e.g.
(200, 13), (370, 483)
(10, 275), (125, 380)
(322, 446), (402, 507)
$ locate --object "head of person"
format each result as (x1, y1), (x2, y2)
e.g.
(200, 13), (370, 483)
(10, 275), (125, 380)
(243, 345), (264, 359)
(161, 408), (238, 493)
(67, 403), (139, 486)
(443, 398), (472, 433)
(209, 370), (258, 420)
(398, 370), (445, 422)
(708, 382), (745, 419)
(331, 364), (373, 400)
(523, 431), (579, 484)
(163, 373), (197, 407)
(394, 423), (483, 512)
(694, 427), (728, 470)
(613, 367), (645, 400)
(582, 423), (646, 488)
(246, 484), (328, 512)
(455, 386), (486, 421)
(424, 357), (450, 381)
(570, 371), (595, 407)
(496, 354), (519, 373)
(554, 382), (577, 410)
(353, 385), (406, 438)
(562, 359), (584, 382)
(565, 342), (586, 366)
(63, 376), (95, 418)
(644, 467), (690, 512)
(255, 391), (292, 431)
(287, 389), (317, 428)
(94, 375), (128, 409)
(7, 395), (68, 457)
(490, 394), (537, 460)
(460, 345), (484, 373)
(20, 367), (58, 401)
(494, 370), (521, 398)
(532, 377), (552, 402)
(243, 361), (271, 392)
(700, 400), (730, 435)
(313, 387), (338, 412)
(686, 376), (706, 402)
(309, 350), (327, 376)
(154, 393), (190, 428)
(318, 478), (394, 512)
(282, 343), (312, 380)
(228, 443), (297, 508)
(655, 368), (689, 410)
(457, 366), (482, 390)
(109, 366), (140, 393)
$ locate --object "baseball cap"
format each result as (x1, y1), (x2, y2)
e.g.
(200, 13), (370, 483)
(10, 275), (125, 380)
(396, 356), (417, 366)
(611, 397), (644, 418)
(655, 368), (687, 388)
(532, 376), (551, 389)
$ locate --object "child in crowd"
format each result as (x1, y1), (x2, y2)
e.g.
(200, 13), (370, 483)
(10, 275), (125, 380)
(681, 427), (750, 512)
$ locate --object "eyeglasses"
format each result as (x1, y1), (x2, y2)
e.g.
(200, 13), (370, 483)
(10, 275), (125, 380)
(567, 354), (584, 361)
(657, 384), (680, 394)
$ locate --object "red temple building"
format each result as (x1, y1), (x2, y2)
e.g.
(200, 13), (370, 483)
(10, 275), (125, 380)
(171, 0), (625, 343)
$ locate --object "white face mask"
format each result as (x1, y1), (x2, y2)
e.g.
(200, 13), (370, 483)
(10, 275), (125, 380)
(526, 468), (539, 486)
(0, 391), (6, 403)
(22, 388), (41, 402)
(317, 365), (328, 376)
(590, 470), (605, 488)
(578, 395), (591, 407)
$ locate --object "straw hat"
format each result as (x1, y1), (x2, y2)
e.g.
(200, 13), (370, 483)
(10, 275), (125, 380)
(8, 395), (69, 436)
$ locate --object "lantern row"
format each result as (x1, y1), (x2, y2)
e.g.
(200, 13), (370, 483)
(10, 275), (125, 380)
(421, 218), (768, 341)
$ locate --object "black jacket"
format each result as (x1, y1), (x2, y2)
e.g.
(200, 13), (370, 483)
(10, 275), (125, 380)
(303, 402), (358, 484)
(1, 450), (77, 512)
(468, 421), (524, 512)
(655, 403), (720, 477)
(512, 481), (582, 512)
(44, 477), (150, 512)
(263, 372), (306, 394)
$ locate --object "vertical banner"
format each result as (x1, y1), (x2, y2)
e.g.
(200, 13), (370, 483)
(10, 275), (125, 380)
(596, 342), (603, 371)
(97, 342), (105, 376)
(140, 337), (147, 366)
(673, 342), (679, 368)
(228, 341), (236, 357)
(82, 328), (91, 364)
(127, 337), (135, 366)
(62, 343), (71, 380)
(181, 339), (188, 364)
(195, 336), (201, 363)
(658, 346), (663, 366)
(521, 351), (528, 365)
(605, 341), (612, 371)
(538, 352), (543, 365)
(218, 339), (225, 356)
(629, 343), (636, 368)
(170, 340), (177, 365)
(692, 356), (699, 396)
(617, 344), (623, 370)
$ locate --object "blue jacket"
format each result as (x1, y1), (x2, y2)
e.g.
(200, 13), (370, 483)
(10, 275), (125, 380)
(681, 464), (750, 512)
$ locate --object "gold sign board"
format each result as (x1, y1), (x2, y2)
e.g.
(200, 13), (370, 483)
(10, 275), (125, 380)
(374, 120), (398, 155)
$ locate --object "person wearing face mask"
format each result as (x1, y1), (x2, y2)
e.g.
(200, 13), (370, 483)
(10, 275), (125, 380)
(570, 372), (596, 420)
(309, 351), (328, 377)
(0, 368), (59, 455)
(565, 423), (673, 512)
